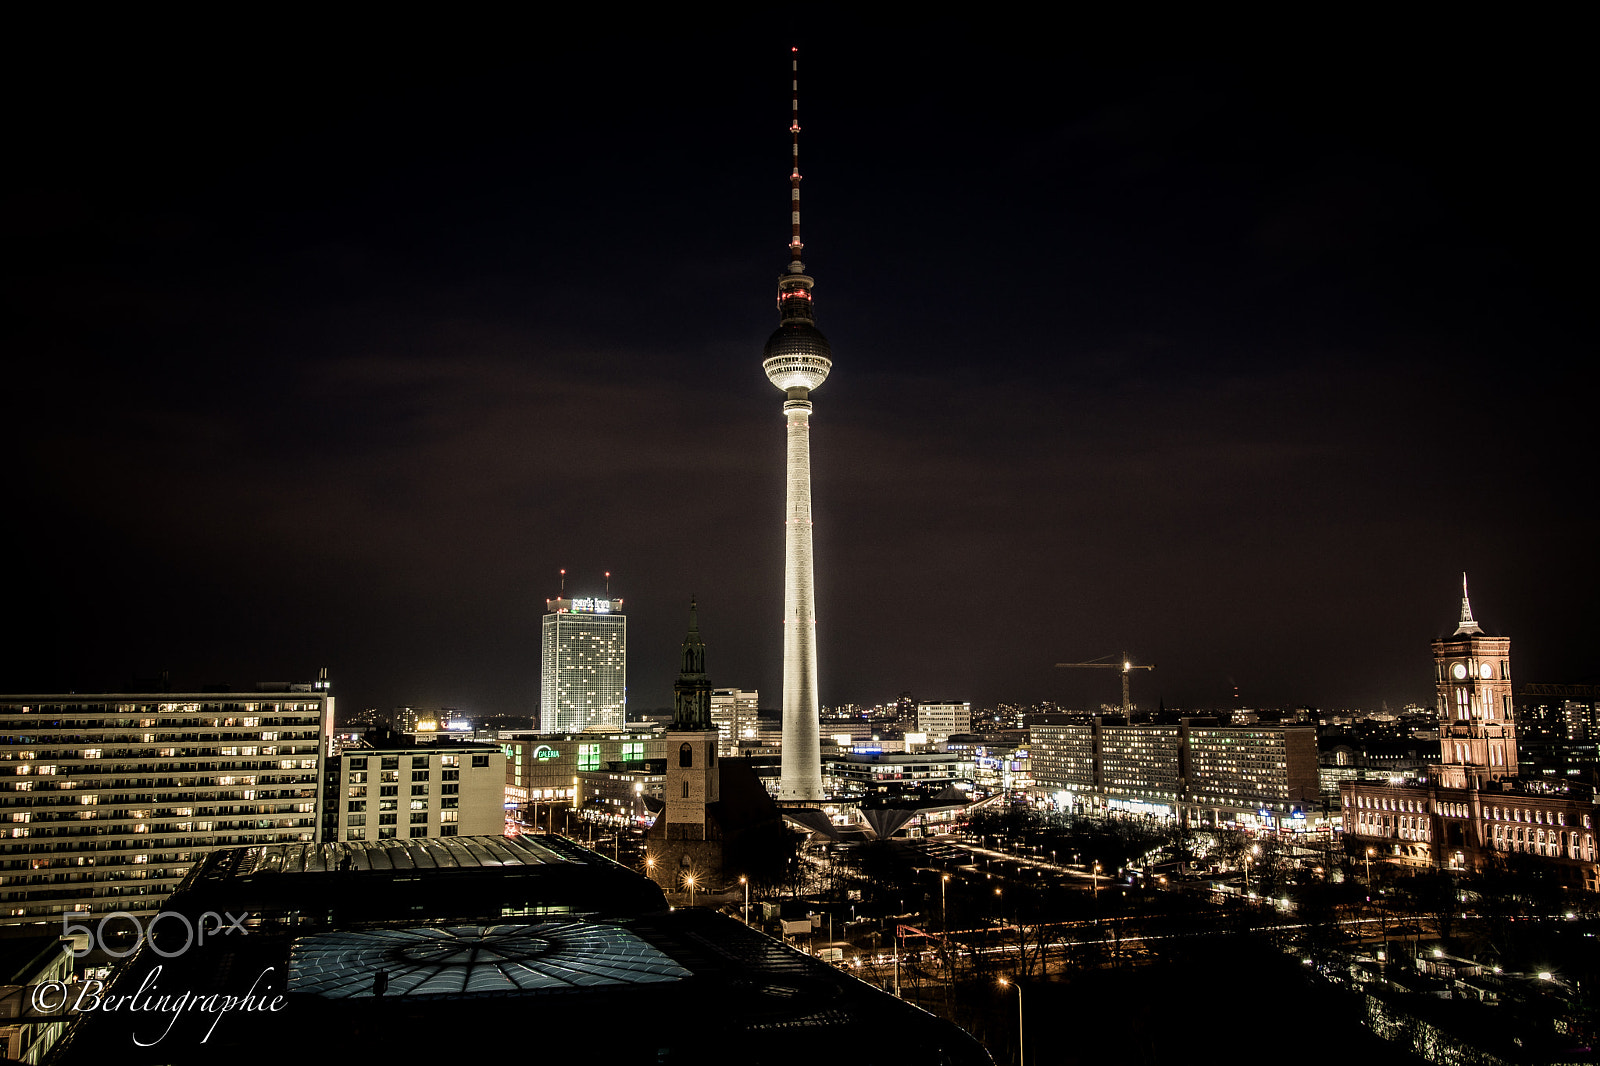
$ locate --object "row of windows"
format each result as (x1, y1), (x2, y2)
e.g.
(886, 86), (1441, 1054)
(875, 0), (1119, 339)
(347, 754), (486, 770)
(346, 825), (459, 840)
(347, 795), (461, 813)
(0, 706), (322, 721)
(1352, 792), (1595, 830)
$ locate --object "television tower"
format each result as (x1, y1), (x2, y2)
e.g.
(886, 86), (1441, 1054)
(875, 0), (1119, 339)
(764, 47), (831, 802)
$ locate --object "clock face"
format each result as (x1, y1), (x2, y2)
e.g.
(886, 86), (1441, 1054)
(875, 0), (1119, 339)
(1451, 663), (1468, 680)
(1480, 662), (1493, 679)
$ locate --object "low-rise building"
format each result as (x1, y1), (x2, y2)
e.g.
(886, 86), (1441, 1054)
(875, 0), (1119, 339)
(501, 731), (667, 821)
(53, 836), (991, 1063)
(944, 732), (1031, 793)
(820, 751), (972, 800)
(332, 745), (504, 842)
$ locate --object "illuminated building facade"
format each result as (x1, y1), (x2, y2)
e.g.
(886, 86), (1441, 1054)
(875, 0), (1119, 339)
(1031, 718), (1318, 824)
(1100, 724), (1183, 809)
(502, 730), (663, 810)
(1187, 725), (1319, 815)
(1341, 580), (1600, 891)
(915, 701), (972, 746)
(1432, 576), (1517, 788)
(820, 751), (972, 800)
(944, 732), (1032, 793)
(1515, 684), (1600, 787)
(333, 745), (504, 842)
(540, 595), (626, 733)
(0, 686), (330, 925)
(1029, 721), (1097, 794)
(710, 687), (759, 756)
(764, 51), (831, 802)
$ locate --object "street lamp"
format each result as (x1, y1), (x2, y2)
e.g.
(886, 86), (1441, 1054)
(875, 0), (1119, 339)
(941, 873), (950, 930)
(740, 875), (750, 926)
(997, 977), (1024, 1065)
(1365, 847), (1375, 900)
(685, 872), (698, 908)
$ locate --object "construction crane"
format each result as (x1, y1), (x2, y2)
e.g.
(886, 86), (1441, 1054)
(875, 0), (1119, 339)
(1055, 654), (1156, 714)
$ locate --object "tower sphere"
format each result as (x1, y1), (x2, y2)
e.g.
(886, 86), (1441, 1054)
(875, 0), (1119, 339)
(762, 323), (833, 391)
(762, 271), (832, 392)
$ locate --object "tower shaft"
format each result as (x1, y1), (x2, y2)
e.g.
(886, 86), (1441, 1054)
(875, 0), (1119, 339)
(764, 48), (831, 803)
(779, 397), (823, 799)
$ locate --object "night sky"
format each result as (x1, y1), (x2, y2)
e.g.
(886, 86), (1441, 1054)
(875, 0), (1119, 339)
(6, 14), (1592, 719)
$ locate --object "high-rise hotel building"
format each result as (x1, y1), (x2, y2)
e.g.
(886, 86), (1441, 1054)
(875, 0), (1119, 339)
(541, 595), (626, 733)
(0, 684), (331, 924)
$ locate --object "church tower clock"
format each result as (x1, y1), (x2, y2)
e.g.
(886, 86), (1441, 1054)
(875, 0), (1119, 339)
(1433, 575), (1517, 789)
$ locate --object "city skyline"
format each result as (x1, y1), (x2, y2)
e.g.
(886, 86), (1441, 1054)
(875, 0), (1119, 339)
(5, 17), (1591, 720)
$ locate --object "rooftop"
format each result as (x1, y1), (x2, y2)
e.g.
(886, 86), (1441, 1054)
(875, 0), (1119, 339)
(55, 837), (990, 1065)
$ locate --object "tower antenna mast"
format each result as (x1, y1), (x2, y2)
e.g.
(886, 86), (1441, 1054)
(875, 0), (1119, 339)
(789, 46), (803, 270)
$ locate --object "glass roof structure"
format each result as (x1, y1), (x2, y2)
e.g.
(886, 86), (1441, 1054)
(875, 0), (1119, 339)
(289, 921), (690, 998)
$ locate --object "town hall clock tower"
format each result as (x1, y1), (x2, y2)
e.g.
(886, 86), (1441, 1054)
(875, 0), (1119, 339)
(1433, 575), (1517, 789)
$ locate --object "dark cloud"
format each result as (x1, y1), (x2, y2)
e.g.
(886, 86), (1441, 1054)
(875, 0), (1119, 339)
(4, 15), (1592, 718)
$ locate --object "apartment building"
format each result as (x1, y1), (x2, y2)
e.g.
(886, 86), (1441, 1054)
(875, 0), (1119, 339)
(0, 688), (330, 924)
(334, 745), (504, 842)
(1031, 717), (1318, 825)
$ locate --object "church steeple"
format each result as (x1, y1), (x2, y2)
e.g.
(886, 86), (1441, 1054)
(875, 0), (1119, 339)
(672, 598), (712, 731)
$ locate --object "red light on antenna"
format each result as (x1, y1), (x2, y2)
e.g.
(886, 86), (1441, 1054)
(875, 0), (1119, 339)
(791, 46), (798, 52)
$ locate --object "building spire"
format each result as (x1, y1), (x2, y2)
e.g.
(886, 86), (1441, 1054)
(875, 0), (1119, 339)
(1455, 572), (1484, 636)
(672, 597), (711, 730)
